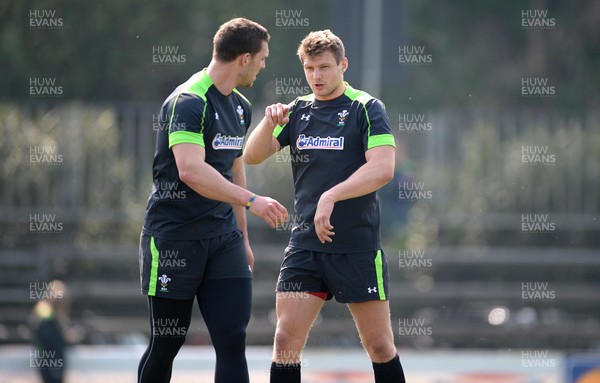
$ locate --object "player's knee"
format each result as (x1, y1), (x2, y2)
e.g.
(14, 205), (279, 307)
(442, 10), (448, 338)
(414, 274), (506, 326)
(151, 334), (187, 360)
(273, 328), (291, 349)
(273, 330), (304, 363)
(363, 336), (396, 362)
(214, 327), (246, 355)
(273, 327), (302, 352)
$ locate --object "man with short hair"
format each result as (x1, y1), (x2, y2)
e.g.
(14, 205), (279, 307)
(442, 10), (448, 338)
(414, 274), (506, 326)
(245, 29), (406, 383)
(138, 18), (287, 383)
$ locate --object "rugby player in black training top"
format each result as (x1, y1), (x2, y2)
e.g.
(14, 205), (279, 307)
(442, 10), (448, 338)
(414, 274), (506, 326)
(138, 18), (287, 383)
(245, 30), (406, 383)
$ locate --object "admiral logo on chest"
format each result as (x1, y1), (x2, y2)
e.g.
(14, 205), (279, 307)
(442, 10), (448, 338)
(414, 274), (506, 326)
(296, 134), (344, 150)
(212, 133), (244, 150)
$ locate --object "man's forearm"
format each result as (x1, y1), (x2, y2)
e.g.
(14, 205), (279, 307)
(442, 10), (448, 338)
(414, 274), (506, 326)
(324, 146), (395, 203)
(174, 143), (287, 230)
(325, 163), (390, 202)
(181, 160), (253, 207)
(232, 159), (249, 242)
(244, 117), (279, 164)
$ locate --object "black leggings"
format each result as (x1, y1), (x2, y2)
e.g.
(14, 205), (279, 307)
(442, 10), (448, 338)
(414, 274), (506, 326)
(137, 278), (252, 383)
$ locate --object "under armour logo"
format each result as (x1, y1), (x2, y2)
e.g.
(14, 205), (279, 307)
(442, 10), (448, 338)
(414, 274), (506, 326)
(300, 114), (310, 121)
(367, 287), (378, 293)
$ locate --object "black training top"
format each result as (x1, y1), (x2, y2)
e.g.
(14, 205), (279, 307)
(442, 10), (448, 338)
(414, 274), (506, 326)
(273, 83), (395, 253)
(143, 69), (251, 240)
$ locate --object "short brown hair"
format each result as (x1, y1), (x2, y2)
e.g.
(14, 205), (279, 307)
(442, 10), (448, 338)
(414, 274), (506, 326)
(213, 18), (270, 62)
(297, 29), (345, 64)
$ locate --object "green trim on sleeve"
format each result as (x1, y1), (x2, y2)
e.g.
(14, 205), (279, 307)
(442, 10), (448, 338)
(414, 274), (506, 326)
(368, 134), (396, 150)
(148, 237), (160, 296)
(165, 70), (213, 148)
(200, 102), (207, 137)
(374, 250), (387, 300)
(169, 131), (205, 148)
(184, 71), (209, 139)
(273, 124), (286, 139)
(344, 83), (394, 151)
(344, 83), (378, 143)
(168, 93), (181, 133)
(364, 104), (372, 138)
(272, 97), (303, 139)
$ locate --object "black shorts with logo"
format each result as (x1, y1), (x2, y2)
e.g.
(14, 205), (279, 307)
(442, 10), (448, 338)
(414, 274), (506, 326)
(275, 246), (390, 303)
(139, 229), (251, 300)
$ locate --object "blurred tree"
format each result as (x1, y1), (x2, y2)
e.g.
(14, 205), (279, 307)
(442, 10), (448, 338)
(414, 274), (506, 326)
(0, 0), (330, 103)
(382, 0), (599, 110)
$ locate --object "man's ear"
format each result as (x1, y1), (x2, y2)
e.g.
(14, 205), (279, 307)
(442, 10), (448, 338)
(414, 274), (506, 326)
(239, 53), (252, 66)
(341, 57), (349, 73)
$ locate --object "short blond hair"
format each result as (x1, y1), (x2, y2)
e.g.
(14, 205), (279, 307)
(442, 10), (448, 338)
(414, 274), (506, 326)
(297, 29), (345, 64)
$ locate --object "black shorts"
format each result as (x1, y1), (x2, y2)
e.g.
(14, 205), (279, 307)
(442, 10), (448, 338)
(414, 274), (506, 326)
(139, 229), (251, 300)
(276, 246), (390, 303)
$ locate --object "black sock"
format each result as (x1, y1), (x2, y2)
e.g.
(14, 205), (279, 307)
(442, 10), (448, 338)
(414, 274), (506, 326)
(270, 361), (301, 383)
(373, 354), (406, 383)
